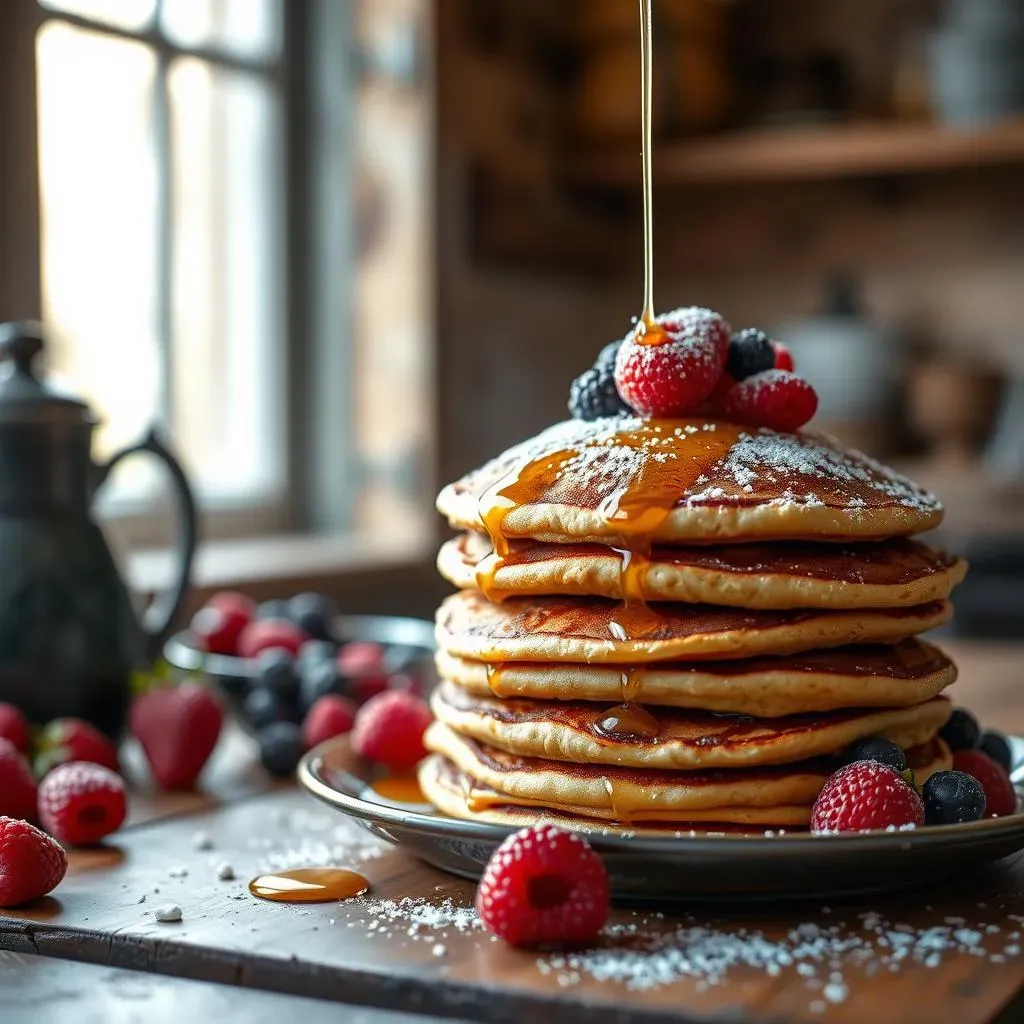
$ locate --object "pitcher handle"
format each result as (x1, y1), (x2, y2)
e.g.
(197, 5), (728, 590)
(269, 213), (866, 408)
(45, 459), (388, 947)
(96, 427), (198, 661)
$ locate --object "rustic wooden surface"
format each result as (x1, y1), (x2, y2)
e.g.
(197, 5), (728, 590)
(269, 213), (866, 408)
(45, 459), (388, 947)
(0, 641), (1023, 1024)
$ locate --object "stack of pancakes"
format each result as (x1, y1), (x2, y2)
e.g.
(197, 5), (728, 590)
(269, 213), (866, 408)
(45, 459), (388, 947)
(421, 418), (966, 833)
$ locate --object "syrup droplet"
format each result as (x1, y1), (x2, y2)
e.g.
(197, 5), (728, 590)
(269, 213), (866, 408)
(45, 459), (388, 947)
(248, 867), (369, 903)
(485, 663), (507, 696)
(620, 667), (643, 702)
(595, 703), (661, 740)
(602, 776), (634, 823)
(368, 775), (429, 805)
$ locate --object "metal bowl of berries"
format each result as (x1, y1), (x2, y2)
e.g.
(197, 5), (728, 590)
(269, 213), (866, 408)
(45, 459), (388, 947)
(164, 592), (436, 774)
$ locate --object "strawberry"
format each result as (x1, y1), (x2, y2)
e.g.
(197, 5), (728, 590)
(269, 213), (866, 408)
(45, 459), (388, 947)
(351, 690), (431, 771)
(476, 824), (610, 946)
(130, 682), (223, 790)
(614, 307), (730, 417)
(237, 618), (308, 660)
(771, 340), (794, 372)
(35, 718), (119, 776)
(0, 739), (37, 822)
(191, 591), (255, 656)
(953, 749), (1017, 818)
(0, 703), (30, 754)
(723, 369), (818, 433)
(0, 817), (67, 907)
(38, 762), (127, 845)
(811, 760), (924, 834)
(302, 694), (357, 749)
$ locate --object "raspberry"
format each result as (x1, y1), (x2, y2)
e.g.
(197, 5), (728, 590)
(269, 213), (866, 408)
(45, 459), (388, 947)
(38, 762), (127, 846)
(614, 307), (729, 417)
(568, 341), (630, 421)
(0, 817), (67, 907)
(723, 369), (818, 433)
(351, 690), (431, 771)
(238, 618), (308, 659)
(337, 642), (389, 704)
(0, 704), (30, 754)
(771, 340), (794, 372)
(476, 824), (610, 946)
(35, 718), (119, 776)
(302, 694), (357, 749)
(952, 749), (1017, 817)
(0, 738), (37, 822)
(811, 760), (924, 834)
(191, 591), (255, 656)
(726, 328), (775, 381)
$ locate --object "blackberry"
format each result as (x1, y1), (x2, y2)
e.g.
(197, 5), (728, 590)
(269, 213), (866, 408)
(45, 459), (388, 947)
(595, 339), (622, 374)
(922, 769), (986, 825)
(726, 328), (776, 381)
(568, 340), (630, 421)
(838, 736), (907, 773)
(981, 730), (1013, 773)
(257, 721), (306, 777)
(939, 708), (981, 752)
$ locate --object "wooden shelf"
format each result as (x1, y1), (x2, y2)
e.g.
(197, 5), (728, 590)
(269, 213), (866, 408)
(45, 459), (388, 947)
(569, 118), (1024, 187)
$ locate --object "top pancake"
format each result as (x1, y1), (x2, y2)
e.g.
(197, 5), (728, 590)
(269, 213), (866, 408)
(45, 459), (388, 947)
(437, 417), (943, 544)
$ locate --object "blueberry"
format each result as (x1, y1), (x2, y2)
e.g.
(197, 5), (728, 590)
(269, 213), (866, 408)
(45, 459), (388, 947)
(981, 731), (1013, 773)
(922, 769), (987, 825)
(299, 657), (346, 713)
(288, 592), (338, 642)
(726, 328), (776, 381)
(383, 645), (424, 677)
(838, 736), (907, 773)
(218, 674), (250, 698)
(244, 686), (286, 730)
(939, 709), (981, 752)
(258, 721), (306, 778)
(256, 647), (300, 704)
(257, 598), (291, 621)
(298, 639), (339, 667)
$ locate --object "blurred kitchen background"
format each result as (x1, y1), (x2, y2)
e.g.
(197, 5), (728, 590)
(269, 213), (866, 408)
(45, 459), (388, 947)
(0, 0), (1022, 635)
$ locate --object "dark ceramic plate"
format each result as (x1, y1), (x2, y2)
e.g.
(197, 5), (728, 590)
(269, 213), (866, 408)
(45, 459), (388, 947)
(299, 735), (1024, 903)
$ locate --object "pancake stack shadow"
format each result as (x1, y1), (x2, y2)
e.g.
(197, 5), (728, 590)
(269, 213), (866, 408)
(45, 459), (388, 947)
(421, 418), (967, 834)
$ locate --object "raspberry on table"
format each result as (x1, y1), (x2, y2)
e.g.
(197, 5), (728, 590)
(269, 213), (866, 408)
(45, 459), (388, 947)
(922, 769), (987, 825)
(726, 328), (776, 381)
(36, 717), (120, 776)
(0, 817), (67, 907)
(38, 761), (127, 846)
(811, 760), (925, 834)
(952, 749), (1017, 817)
(0, 738), (38, 822)
(723, 368), (818, 433)
(614, 306), (730, 417)
(476, 823), (610, 946)
(351, 690), (432, 771)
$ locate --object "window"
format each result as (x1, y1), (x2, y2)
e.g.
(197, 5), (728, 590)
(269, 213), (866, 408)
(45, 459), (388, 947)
(27, 0), (434, 554)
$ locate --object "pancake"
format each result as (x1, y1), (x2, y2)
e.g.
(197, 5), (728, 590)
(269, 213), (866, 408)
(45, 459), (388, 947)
(435, 640), (958, 716)
(424, 723), (953, 821)
(439, 533), (966, 609)
(419, 738), (953, 831)
(437, 418), (943, 546)
(437, 590), (953, 664)
(431, 681), (951, 770)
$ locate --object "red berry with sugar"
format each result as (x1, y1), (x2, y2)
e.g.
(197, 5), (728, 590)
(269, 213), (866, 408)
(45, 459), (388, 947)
(724, 369), (818, 433)
(0, 704), (30, 755)
(0, 739), (37, 822)
(771, 340), (794, 372)
(476, 823), (610, 946)
(238, 618), (308, 659)
(614, 307), (729, 417)
(351, 690), (431, 771)
(38, 762), (127, 846)
(811, 760), (924, 833)
(953, 749), (1017, 817)
(302, 694), (357, 749)
(0, 817), (67, 907)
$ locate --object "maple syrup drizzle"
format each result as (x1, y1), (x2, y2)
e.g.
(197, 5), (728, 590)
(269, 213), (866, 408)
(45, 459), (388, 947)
(248, 867), (369, 903)
(619, 666), (643, 702)
(602, 776), (634, 823)
(369, 775), (429, 805)
(485, 662), (509, 696)
(595, 702), (661, 740)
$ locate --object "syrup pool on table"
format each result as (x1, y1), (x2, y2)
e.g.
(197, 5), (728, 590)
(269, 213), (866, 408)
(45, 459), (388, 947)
(248, 867), (370, 904)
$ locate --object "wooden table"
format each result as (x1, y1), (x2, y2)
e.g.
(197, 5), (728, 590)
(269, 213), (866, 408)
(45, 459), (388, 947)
(0, 640), (1022, 1024)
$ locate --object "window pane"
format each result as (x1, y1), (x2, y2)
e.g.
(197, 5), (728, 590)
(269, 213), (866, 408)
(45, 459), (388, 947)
(36, 21), (162, 500)
(168, 59), (284, 501)
(161, 0), (280, 61)
(39, 0), (155, 31)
